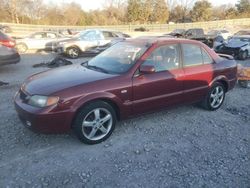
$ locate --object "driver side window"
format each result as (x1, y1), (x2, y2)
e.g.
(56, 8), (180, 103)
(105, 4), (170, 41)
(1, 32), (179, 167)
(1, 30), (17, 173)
(143, 44), (180, 72)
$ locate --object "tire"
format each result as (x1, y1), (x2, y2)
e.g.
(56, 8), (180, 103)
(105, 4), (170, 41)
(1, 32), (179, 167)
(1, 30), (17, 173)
(201, 82), (225, 111)
(16, 43), (28, 53)
(73, 101), (117, 144)
(66, 46), (80, 59)
(238, 80), (249, 88)
(239, 50), (248, 60)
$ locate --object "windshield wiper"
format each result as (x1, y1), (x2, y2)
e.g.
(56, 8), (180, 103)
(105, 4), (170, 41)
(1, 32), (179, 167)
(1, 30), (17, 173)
(81, 62), (110, 74)
(87, 65), (110, 74)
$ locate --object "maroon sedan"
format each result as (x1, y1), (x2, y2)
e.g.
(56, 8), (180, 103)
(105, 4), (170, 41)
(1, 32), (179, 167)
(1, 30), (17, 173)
(14, 38), (237, 144)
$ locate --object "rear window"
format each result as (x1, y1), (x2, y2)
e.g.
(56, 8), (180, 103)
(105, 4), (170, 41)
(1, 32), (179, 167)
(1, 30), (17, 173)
(182, 44), (203, 66)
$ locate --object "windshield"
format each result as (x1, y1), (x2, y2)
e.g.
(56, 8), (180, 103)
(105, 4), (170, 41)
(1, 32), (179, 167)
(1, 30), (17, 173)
(230, 37), (250, 43)
(84, 42), (148, 74)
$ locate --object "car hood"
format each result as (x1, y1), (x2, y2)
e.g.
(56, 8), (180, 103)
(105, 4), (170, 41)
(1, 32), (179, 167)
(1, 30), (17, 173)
(23, 64), (116, 95)
(58, 38), (79, 43)
(225, 40), (248, 48)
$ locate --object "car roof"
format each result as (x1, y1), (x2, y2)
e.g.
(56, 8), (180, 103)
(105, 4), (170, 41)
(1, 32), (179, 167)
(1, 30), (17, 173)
(126, 37), (203, 46)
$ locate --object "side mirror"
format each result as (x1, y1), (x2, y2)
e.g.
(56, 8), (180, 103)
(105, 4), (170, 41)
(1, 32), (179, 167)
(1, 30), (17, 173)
(140, 65), (155, 74)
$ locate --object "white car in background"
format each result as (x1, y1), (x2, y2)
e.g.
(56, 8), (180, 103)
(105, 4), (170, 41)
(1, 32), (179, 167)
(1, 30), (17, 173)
(55, 29), (131, 58)
(207, 29), (232, 40)
(16, 31), (69, 53)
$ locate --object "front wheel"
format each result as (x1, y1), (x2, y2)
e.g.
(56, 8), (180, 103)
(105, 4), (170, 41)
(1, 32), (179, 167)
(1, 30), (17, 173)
(201, 82), (225, 111)
(73, 101), (116, 144)
(66, 47), (80, 59)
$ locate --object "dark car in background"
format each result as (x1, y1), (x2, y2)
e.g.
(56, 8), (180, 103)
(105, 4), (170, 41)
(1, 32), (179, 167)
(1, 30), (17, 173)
(15, 38), (237, 144)
(215, 35), (250, 60)
(164, 29), (186, 38)
(0, 31), (20, 66)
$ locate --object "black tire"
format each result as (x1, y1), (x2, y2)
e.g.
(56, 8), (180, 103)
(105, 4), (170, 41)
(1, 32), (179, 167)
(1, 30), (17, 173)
(238, 80), (249, 88)
(66, 46), (80, 59)
(16, 43), (28, 53)
(239, 50), (248, 60)
(201, 82), (225, 111)
(73, 101), (117, 144)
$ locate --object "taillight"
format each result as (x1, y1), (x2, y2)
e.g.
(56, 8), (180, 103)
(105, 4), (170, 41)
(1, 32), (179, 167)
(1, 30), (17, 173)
(0, 40), (16, 48)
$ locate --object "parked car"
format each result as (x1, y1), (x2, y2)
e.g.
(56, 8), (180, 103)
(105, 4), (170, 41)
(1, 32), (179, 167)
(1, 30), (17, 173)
(55, 29), (130, 58)
(0, 25), (12, 33)
(183, 28), (205, 39)
(234, 30), (250, 36)
(14, 38), (237, 144)
(83, 38), (125, 56)
(0, 31), (20, 66)
(215, 35), (250, 60)
(207, 29), (232, 40)
(165, 29), (186, 38)
(16, 31), (69, 53)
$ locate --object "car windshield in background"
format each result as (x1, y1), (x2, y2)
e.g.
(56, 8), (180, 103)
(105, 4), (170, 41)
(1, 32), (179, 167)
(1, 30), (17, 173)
(230, 37), (250, 42)
(84, 42), (147, 74)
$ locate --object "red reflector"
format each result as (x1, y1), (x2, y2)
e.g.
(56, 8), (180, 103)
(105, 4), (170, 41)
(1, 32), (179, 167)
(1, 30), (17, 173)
(0, 40), (15, 48)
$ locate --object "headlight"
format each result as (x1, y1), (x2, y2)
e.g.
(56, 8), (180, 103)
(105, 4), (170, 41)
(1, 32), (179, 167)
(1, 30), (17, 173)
(28, 95), (59, 108)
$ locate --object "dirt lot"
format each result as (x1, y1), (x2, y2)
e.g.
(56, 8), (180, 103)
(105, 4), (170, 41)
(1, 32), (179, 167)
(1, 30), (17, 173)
(0, 52), (249, 187)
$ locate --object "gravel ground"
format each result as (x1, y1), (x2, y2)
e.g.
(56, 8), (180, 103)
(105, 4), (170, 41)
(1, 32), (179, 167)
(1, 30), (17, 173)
(0, 52), (249, 187)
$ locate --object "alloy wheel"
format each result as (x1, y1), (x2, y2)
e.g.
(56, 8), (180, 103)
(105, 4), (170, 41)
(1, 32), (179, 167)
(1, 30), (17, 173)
(82, 108), (113, 141)
(68, 48), (79, 58)
(209, 86), (224, 109)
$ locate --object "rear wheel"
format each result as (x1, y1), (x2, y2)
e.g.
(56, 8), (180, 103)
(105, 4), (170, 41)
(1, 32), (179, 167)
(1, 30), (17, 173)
(66, 47), (80, 59)
(73, 101), (116, 144)
(201, 82), (225, 111)
(16, 43), (28, 53)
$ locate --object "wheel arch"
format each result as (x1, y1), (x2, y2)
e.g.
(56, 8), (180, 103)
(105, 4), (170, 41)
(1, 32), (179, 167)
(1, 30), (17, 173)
(71, 96), (122, 128)
(210, 76), (229, 92)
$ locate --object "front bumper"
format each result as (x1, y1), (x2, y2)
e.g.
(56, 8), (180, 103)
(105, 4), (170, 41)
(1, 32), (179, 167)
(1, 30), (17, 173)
(215, 47), (240, 57)
(14, 90), (74, 134)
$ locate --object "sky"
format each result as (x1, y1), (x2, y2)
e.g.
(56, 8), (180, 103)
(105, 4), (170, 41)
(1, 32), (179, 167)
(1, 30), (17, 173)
(44, 0), (239, 11)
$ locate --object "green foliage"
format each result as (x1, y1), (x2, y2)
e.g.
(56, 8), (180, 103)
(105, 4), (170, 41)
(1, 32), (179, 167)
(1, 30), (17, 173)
(191, 0), (212, 22)
(127, 0), (169, 24)
(236, 0), (250, 13)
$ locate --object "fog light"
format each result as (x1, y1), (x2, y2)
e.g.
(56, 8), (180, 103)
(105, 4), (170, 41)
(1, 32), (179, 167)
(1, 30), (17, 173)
(26, 121), (32, 127)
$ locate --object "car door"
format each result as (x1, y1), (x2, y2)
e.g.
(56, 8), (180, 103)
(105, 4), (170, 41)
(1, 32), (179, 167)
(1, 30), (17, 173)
(181, 43), (214, 103)
(132, 43), (184, 115)
(79, 30), (101, 50)
(28, 32), (47, 49)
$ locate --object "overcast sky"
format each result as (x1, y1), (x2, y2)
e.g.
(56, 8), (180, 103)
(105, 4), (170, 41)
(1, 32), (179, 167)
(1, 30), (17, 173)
(44, 0), (239, 11)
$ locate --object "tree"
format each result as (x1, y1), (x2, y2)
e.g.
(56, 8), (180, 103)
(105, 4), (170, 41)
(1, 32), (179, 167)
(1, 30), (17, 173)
(236, 0), (250, 13)
(191, 0), (212, 22)
(225, 7), (238, 19)
(151, 0), (169, 23)
(127, 0), (141, 23)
